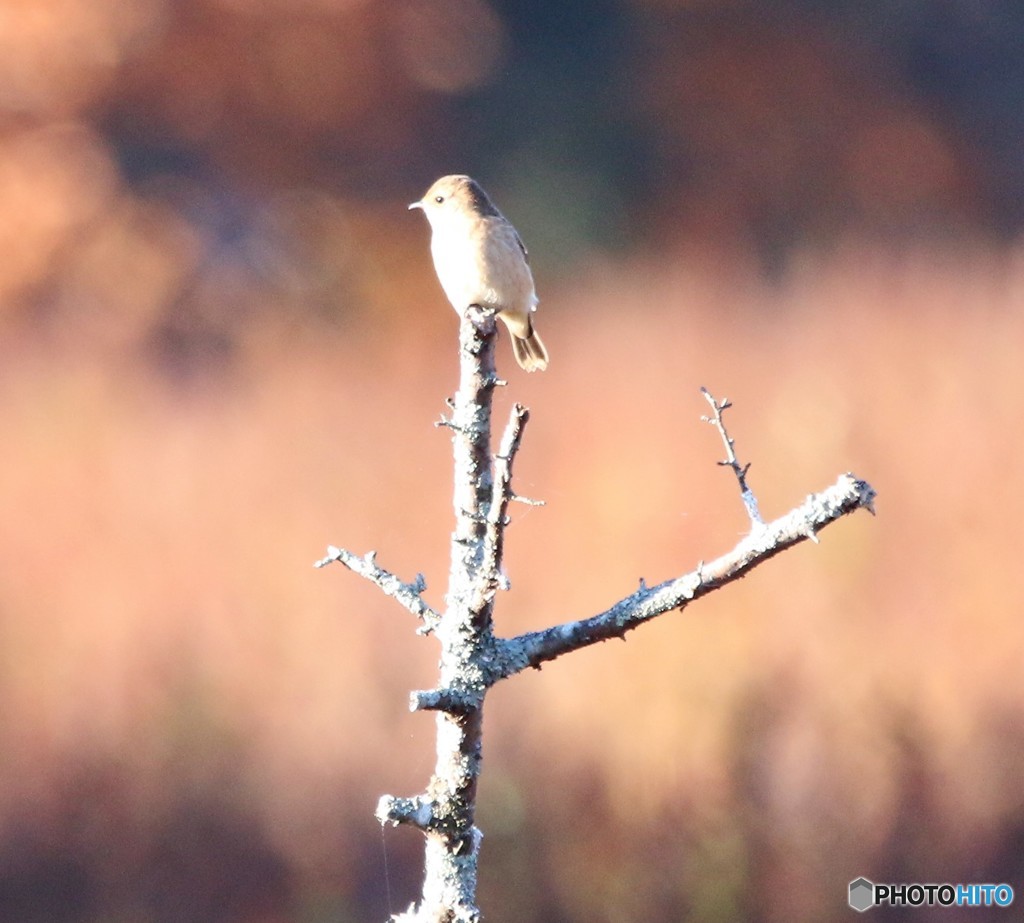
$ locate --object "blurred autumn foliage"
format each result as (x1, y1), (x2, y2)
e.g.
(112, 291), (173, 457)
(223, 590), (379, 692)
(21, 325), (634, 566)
(2, 1), (1024, 921)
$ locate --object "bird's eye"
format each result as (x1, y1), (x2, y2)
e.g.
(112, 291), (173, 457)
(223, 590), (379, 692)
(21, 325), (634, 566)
(434, 195), (445, 204)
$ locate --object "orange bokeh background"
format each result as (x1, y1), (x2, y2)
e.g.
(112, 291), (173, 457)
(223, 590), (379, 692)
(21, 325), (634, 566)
(1, 2), (1023, 921)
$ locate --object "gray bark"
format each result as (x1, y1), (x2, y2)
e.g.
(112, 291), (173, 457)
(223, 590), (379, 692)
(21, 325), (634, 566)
(316, 308), (876, 922)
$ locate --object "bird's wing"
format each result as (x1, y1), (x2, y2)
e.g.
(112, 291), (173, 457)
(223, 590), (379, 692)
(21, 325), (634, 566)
(512, 226), (529, 264)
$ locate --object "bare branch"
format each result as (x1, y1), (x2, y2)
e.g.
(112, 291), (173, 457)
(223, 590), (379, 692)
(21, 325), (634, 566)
(410, 686), (484, 714)
(371, 308), (496, 923)
(494, 472), (876, 677)
(320, 291), (877, 923)
(701, 386), (763, 527)
(511, 493), (544, 506)
(314, 546), (440, 633)
(377, 794), (435, 831)
(481, 403), (535, 593)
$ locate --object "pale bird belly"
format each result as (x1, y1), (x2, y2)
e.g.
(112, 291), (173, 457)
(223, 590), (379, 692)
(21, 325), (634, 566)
(431, 226), (536, 330)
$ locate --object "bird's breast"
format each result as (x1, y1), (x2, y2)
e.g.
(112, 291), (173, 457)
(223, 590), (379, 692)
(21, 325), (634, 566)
(430, 218), (535, 318)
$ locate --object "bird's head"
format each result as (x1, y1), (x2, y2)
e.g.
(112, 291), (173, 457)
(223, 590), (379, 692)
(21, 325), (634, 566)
(409, 175), (501, 228)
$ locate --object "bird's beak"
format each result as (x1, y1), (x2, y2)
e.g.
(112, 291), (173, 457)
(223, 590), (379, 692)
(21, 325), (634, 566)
(408, 200), (423, 211)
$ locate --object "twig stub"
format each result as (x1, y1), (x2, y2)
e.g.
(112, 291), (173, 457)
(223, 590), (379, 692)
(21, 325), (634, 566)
(701, 386), (764, 527)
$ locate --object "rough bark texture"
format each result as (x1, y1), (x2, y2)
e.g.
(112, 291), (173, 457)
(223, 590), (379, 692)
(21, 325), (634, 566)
(378, 308), (503, 923)
(317, 310), (877, 921)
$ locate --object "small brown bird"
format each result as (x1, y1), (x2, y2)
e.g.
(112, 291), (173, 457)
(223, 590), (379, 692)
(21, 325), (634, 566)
(409, 175), (549, 372)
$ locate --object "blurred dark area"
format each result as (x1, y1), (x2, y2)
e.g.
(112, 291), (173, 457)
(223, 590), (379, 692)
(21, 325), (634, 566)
(2, 1), (1024, 921)
(3, 0), (1024, 355)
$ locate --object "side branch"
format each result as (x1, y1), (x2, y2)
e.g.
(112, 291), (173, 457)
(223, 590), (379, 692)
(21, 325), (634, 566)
(377, 793), (435, 832)
(494, 472), (876, 677)
(315, 546), (440, 633)
(701, 387), (763, 526)
(482, 403), (535, 593)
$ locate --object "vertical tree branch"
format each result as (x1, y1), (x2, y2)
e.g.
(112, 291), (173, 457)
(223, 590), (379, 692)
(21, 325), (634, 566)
(377, 307), (504, 923)
(482, 403), (534, 593)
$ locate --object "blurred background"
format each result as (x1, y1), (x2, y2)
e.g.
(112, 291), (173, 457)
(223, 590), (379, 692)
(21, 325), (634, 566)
(1, 0), (1023, 920)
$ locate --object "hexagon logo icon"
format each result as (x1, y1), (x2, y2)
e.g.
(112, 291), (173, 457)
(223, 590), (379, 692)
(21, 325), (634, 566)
(849, 877), (874, 912)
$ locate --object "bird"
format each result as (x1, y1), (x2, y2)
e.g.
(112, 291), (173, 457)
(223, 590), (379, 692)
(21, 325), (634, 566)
(409, 175), (549, 372)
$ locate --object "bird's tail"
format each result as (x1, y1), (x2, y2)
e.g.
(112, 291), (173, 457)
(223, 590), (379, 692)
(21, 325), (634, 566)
(510, 322), (549, 373)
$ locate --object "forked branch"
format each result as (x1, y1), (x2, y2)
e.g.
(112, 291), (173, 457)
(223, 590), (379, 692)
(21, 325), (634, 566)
(318, 329), (876, 923)
(492, 470), (875, 677)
